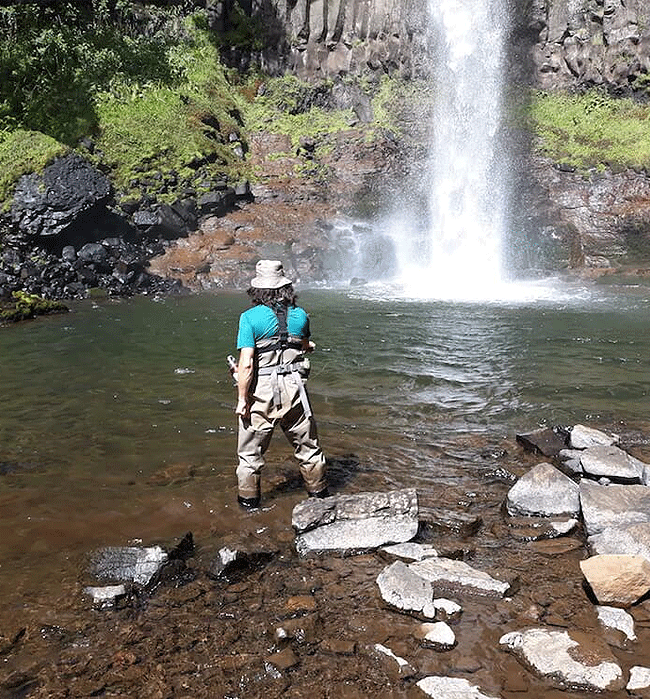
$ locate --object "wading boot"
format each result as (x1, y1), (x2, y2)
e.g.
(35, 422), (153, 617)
(308, 487), (330, 499)
(237, 495), (260, 510)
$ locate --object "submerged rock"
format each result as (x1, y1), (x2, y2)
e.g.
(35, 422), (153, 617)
(580, 554), (650, 606)
(88, 545), (167, 586)
(292, 489), (419, 555)
(376, 560), (436, 619)
(516, 427), (567, 457)
(409, 557), (510, 598)
(506, 463), (580, 517)
(370, 644), (416, 681)
(499, 627), (624, 693)
(579, 480), (650, 536)
(416, 676), (495, 699)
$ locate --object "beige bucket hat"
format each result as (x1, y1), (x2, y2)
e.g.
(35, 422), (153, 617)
(250, 259), (293, 289)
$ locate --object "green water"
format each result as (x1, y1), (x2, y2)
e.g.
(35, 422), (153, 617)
(0, 283), (649, 599)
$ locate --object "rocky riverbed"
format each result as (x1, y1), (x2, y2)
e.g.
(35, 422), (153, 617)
(3, 423), (650, 698)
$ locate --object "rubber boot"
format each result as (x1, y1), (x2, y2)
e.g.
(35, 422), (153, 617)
(238, 495), (260, 510)
(308, 487), (330, 499)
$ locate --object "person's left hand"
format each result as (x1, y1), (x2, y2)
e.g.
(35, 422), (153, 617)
(235, 397), (250, 420)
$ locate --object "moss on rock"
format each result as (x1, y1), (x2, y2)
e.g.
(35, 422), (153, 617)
(0, 291), (68, 325)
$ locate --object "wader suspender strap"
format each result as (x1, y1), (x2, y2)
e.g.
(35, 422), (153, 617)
(256, 304), (313, 418)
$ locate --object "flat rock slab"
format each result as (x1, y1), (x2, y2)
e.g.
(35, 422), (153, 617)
(416, 676), (496, 699)
(516, 427), (567, 457)
(293, 489), (418, 555)
(570, 424), (619, 449)
(88, 545), (167, 586)
(409, 557), (510, 598)
(580, 554), (650, 606)
(506, 463), (580, 517)
(376, 560), (436, 619)
(579, 480), (650, 536)
(499, 627), (624, 693)
(579, 445), (646, 483)
(508, 516), (578, 541)
(588, 522), (650, 559)
(381, 542), (439, 560)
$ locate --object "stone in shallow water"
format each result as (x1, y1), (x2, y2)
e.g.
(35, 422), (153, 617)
(84, 584), (126, 607)
(370, 644), (416, 680)
(409, 557), (510, 598)
(628, 666), (650, 692)
(580, 554), (650, 606)
(293, 489), (419, 555)
(516, 427), (567, 457)
(416, 621), (456, 649)
(506, 463), (580, 517)
(381, 542), (439, 561)
(88, 545), (167, 586)
(579, 480), (650, 536)
(570, 424), (619, 449)
(579, 445), (647, 482)
(499, 627), (624, 693)
(376, 560), (436, 619)
(596, 605), (636, 641)
(416, 676), (495, 699)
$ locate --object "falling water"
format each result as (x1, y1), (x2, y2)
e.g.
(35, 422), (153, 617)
(393, 0), (514, 300)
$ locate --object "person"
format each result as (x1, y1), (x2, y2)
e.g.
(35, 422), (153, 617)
(234, 259), (328, 509)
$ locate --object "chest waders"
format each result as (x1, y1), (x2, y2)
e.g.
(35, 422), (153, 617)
(254, 304), (313, 418)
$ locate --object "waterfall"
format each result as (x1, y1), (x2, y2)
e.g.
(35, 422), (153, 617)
(392, 0), (512, 300)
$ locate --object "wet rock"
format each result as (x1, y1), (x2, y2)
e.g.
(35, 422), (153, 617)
(580, 554), (650, 606)
(203, 538), (278, 580)
(506, 463), (580, 517)
(588, 522), (650, 559)
(273, 613), (319, 644)
(499, 627), (624, 693)
(628, 666), (650, 694)
(88, 545), (167, 586)
(292, 489), (419, 556)
(558, 448), (583, 474)
(83, 584), (127, 607)
(376, 560), (436, 619)
(579, 445), (647, 483)
(264, 647), (298, 671)
(409, 557), (510, 598)
(320, 638), (355, 654)
(507, 516), (579, 541)
(381, 542), (439, 561)
(596, 605), (636, 641)
(516, 427), (567, 456)
(284, 595), (317, 616)
(418, 508), (482, 536)
(579, 480), (650, 536)
(369, 643), (416, 680)
(570, 425), (619, 449)
(433, 598), (462, 618)
(416, 676), (495, 699)
(10, 154), (111, 238)
(415, 621), (456, 650)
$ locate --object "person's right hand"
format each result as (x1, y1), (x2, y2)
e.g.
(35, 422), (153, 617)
(235, 397), (250, 420)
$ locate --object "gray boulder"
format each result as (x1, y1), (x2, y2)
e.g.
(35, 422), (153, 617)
(11, 153), (111, 237)
(506, 463), (580, 517)
(579, 445), (646, 483)
(376, 560), (436, 619)
(570, 425), (619, 449)
(409, 557), (510, 598)
(293, 489), (419, 555)
(88, 545), (167, 586)
(588, 522), (650, 560)
(579, 480), (650, 536)
(499, 627), (624, 693)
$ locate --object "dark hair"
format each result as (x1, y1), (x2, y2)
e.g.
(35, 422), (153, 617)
(247, 284), (297, 308)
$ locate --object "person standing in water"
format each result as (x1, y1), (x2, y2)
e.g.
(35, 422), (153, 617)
(234, 260), (328, 509)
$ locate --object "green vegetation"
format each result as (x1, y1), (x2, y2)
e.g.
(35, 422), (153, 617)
(529, 89), (650, 172)
(0, 130), (68, 211)
(0, 291), (68, 324)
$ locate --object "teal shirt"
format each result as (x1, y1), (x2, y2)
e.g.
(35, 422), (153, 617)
(237, 304), (311, 349)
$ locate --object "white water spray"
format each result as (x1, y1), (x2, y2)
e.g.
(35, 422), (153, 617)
(393, 0), (513, 301)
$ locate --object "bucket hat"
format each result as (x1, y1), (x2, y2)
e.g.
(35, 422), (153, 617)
(250, 260), (293, 289)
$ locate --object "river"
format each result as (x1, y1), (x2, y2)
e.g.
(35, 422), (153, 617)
(1, 280), (650, 697)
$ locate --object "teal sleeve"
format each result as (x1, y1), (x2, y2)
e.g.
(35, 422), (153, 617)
(236, 314), (255, 349)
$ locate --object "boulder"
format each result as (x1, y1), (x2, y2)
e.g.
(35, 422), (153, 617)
(570, 425), (619, 449)
(596, 605), (636, 641)
(579, 481), (650, 536)
(580, 554), (650, 607)
(376, 560), (436, 619)
(579, 445), (646, 483)
(506, 463), (580, 517)
(409, 557), (510, 598)
(88, 545), (167, 586)
(588, 522), (650, 560)
(415, 621), (456, 649)
(293, 489), (419, 555)
(516, 427), (567, 456)
(499, 627), (624, 693)
(416, 676), (495, 699)
(10, 154), (111, 237)
(628, 666), (650, 693)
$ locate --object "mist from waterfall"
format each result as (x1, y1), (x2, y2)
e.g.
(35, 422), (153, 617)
(390, 0), (514, 301)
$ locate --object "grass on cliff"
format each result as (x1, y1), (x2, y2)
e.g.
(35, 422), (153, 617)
(530, 90), (650, 172)
(0, 130), (68, 211)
